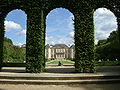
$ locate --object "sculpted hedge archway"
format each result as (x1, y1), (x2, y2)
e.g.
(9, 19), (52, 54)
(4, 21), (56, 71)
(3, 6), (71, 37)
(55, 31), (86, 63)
(0, 0), (120, 73)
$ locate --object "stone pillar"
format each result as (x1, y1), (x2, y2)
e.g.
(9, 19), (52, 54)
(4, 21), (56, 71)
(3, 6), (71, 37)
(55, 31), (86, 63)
(26, 8), (45, 73)
(0, 14), (4, 71)
(74, 9), (96, 73)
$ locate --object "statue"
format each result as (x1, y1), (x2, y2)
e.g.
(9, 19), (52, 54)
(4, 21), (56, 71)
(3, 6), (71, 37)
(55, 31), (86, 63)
(58, 61), (63, 66)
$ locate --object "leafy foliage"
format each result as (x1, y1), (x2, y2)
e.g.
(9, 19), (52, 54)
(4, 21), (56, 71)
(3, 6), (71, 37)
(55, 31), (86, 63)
(95, 30), (120, 61)
(0, 0), (120, 72)
(3, 37), (26, 63)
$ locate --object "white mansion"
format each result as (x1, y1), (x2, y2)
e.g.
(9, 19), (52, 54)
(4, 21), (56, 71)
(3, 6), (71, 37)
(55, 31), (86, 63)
(45, 44), (75, 60)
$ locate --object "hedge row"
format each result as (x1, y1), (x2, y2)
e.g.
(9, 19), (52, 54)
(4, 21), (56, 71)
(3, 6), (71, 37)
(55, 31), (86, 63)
(0, 0), (120, 73)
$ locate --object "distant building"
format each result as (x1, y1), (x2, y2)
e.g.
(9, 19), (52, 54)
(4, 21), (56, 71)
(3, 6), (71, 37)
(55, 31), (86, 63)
(45, 44), (75, 60)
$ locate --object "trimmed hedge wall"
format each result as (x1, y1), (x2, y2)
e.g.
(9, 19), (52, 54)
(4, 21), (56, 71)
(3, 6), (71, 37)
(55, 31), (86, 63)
(26, 8), (45, 73)
(0, 0), (120, 73)
(0, 18), (4, 71)
(74, 9), (95, 72)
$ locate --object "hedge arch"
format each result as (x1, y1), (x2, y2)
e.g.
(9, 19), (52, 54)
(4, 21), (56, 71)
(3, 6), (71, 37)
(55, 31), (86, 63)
(0, 0), (120, 73)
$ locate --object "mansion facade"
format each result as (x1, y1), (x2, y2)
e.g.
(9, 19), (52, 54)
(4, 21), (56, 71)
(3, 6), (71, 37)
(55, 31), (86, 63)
(45, 44), (75, 60)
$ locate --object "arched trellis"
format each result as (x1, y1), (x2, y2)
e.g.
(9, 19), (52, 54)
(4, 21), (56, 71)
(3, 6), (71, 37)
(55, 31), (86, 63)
(0, 0), (120, 73)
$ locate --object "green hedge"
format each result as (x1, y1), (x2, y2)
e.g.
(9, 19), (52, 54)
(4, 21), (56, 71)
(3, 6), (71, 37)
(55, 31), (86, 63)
(0, 0), (120, 73)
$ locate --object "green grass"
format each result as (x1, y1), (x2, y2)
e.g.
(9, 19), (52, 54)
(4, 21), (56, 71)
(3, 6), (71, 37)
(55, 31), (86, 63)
(46, 60), (74, 65)
(46, 60), (120, 66)
(2, 60), (120, 67)
(96, 61), (120, 66)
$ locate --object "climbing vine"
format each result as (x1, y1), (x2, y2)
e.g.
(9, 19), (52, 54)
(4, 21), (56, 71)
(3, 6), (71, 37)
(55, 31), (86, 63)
(0, 0), (119, 73)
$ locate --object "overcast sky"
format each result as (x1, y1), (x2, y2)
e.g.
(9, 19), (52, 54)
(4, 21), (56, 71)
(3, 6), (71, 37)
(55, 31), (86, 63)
(4, 8), (117, 46)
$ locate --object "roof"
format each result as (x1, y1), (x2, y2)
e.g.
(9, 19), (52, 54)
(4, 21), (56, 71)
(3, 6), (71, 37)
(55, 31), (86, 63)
(45, 44), (50, 48)
(45, 44), (54, 48)
(45, 44), (69, 48)
(52, 44), (69, 48)
(70, 45), (75, 48)
(45, 44), (75, 49)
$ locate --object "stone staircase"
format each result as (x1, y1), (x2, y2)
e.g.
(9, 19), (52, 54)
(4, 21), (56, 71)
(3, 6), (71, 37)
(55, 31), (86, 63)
(0, 73), (120, 85)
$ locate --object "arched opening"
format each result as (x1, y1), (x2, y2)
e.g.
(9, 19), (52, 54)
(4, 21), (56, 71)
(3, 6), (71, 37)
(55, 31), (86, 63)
(45, 8), (75, 73)
(2, 9), (27, 72)
(94, 8), (120, 73)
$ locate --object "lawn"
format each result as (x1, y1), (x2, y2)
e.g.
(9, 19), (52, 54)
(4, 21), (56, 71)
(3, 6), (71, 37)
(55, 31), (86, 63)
(2, 60), (120, 67)
(46, 60), (74, 65)
(46, 60), (120, 66)
(96, 61), (120, 66)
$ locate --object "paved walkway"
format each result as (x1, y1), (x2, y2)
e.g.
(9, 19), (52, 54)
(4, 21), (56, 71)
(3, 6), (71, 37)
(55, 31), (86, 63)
(0, 66), (120, 90)
(0, 84), (120, 90)
(1, 66), (120, 74)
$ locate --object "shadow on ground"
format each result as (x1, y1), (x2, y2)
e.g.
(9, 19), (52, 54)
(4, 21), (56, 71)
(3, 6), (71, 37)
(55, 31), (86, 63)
(67, 84), (120, 90)
(1, 66), (120, 74)
(45, 66), (75, 73)
(1, 67), (26, 73)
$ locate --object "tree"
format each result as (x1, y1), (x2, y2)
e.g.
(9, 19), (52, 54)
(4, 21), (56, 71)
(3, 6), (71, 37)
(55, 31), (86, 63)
(97, 40), (107, 46)
(107, 30), (119, 43)
(95, 30), (120, 61)
(3, 37), (26, 63)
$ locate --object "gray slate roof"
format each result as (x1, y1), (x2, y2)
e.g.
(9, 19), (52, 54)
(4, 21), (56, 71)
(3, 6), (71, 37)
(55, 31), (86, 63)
(52, 44), (69, 48)
(45, 44), (50, 48)
(45, 44), (69, 48)
(70, 45), (75, 48)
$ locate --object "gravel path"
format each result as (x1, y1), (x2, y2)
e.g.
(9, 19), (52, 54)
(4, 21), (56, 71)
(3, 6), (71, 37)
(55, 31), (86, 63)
(0, 66), (120, 90)
(1, 66), (120, 74)
(0, 84), (120, 90)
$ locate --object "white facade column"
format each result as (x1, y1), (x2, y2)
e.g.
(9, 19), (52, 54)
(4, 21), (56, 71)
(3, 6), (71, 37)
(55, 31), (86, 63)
(66, 49), (68, 59)
(71, 49), (74, 59)
(48, 48), (51, 59)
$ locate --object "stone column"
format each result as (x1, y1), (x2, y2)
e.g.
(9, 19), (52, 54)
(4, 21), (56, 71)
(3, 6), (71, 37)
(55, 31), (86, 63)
(0, 14), (4, 71)
(74, 9), (96, 73)
(26, 8), (45, 73)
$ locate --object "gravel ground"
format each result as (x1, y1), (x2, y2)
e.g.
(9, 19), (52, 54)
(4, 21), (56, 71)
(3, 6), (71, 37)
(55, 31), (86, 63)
(0, 84), (120, 90)
(1, 66), (120, 74)
(0, 66), (120, 90)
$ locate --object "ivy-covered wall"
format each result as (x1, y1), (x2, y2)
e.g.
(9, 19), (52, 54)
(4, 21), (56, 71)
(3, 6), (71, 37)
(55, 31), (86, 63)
(0, 0), (120, 73)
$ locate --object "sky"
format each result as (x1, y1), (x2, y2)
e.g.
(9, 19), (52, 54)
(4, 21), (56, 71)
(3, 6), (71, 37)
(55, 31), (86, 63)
(4, 8), (117, 46)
